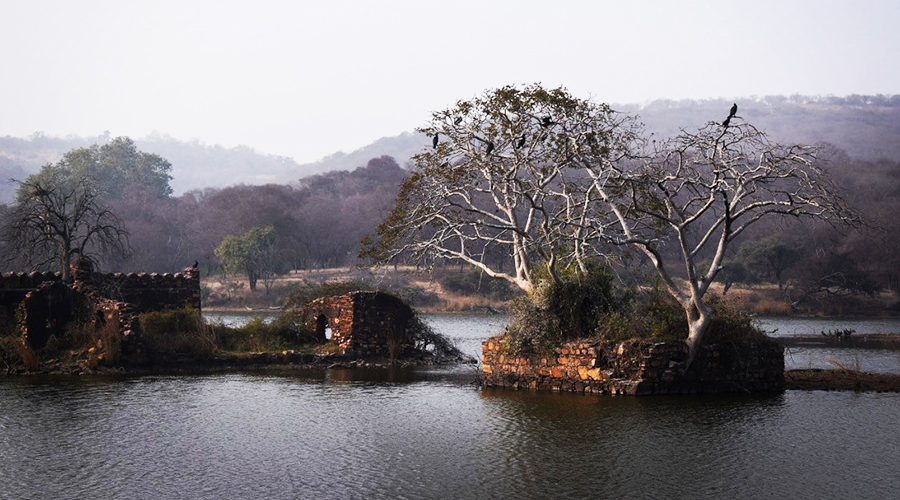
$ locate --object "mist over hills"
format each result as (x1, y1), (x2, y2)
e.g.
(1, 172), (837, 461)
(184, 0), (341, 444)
(1, 94), (897, 203)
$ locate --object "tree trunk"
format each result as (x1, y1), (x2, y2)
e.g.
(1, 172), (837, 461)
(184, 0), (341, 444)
(683, 301), (710, 369)
(247, 267), (257, 291)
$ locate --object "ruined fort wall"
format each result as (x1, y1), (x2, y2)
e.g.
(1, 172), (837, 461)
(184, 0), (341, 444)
(300, 291), (414, 357)
(0, 272), (62, 319)
(79, 269), (201, 314)
(482, 336), (785, 395)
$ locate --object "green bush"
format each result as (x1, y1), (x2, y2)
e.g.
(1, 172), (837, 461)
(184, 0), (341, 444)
(139, 307), (214, 359)
(502, 268), (766, 355)
(216, 313), (317, 352)
(503, 265), (626, 354)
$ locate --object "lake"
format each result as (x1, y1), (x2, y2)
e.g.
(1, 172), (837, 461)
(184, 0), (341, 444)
(2, 314), (900, 499)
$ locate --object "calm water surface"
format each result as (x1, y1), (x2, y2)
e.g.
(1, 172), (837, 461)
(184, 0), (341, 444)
(3, 314), (900, 499)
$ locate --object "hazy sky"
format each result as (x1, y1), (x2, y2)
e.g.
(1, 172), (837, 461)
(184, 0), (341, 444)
(1, 0), (898, 163)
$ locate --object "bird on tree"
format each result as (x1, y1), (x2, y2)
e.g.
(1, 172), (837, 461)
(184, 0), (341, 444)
(541, 116), (554, 127)
(192, 260), (199, 269)
(485, 141), (495, 155)
(722, 115), (732, 128)
(729, 103), (738, 118)
(432, 133), (439, 149)
(515, 133), (526, 150)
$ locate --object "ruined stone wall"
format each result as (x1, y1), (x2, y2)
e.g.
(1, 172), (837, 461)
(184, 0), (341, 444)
(0, 272), (62, 322)
(482, 336), (784, 395)
(300, 291), (414, 357)
(301, 294), (355, 345)
(0, 267), (200, 317)
(347, 292), (412, 357)
(79, 269), (201, 314)
(1, 265), (200, 349)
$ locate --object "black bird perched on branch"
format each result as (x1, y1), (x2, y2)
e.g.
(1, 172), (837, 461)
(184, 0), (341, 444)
(729, 103), (738, 118)
(192, 260), (198, 269)
(515, 133), (526, 150)
(432, 133), (439, 149)
(722, 115), (732, 128)
(541, 115), (553, 127)
(485, 141), (494, 155)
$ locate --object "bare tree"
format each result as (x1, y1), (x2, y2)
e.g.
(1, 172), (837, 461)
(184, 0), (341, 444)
(363, 84), (640, 293)
(4, 174), (130, 280)
(584, 119), (860, 365)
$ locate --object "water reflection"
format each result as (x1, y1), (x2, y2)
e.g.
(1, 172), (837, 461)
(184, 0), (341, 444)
(2, 374), (900, 499)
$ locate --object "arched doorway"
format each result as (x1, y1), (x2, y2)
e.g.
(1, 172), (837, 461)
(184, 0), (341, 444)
(315, 314), (333, 342)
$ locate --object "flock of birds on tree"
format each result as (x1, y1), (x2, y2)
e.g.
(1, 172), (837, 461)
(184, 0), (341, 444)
(431, 105), (739, 157)
(431, 114), (558, 155)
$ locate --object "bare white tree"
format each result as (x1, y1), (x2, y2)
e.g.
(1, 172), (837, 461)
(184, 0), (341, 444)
(362, 84), (639, 293)
(583, 119), (860, 365)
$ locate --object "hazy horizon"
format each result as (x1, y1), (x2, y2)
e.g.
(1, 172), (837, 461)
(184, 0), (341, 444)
(2, 0), (898, 164)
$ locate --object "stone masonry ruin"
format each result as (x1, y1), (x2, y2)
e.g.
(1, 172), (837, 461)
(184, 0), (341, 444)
(299, 291), (414, 357)
(0, 259), (201, 352)
(482, 336), (785, 395)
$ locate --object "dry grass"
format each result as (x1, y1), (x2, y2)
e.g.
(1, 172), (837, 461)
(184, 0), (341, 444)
(827, 352), (863, 390)
(17, 340), (40, 371)
(437, 294), (508, 313)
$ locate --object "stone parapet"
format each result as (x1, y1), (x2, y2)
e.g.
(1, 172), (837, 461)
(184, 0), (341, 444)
(482, 335), (784, 395)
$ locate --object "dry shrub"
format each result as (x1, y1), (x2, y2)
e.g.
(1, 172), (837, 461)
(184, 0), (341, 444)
(17, 340), (40, 371)
(97, 319), (121, 366)
(828, 352), (863, 391)
(751, 297), (792, 316)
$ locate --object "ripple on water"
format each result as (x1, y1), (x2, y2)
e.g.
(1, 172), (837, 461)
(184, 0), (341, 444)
(7, 375), (900, 500)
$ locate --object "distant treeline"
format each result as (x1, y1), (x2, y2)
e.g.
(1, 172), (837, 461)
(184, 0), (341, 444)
(1, 96), (899, 308)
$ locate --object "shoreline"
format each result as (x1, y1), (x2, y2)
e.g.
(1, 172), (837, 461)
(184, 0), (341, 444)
(6, 359), (900, 393)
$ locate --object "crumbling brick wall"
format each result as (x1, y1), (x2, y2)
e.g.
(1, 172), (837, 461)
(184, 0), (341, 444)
(482, 336), (785, 395)
(300, 291), (414, 357)
(1, 261), (201, 350)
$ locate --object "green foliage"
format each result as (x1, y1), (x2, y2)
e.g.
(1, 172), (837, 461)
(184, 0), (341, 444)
(18, 137), (172, 201)
(215, 226), (276, 290)
(439, 269), (513, 300)
(217, 313), (317, 352)
(502, 269), (766, 355)
(738, 235), (802, 284)
(138, 307), (214, 359)
(503, 266), (625, 354)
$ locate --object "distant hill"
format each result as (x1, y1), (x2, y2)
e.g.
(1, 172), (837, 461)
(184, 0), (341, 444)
(617, 95), (900, 161)
(293, 131), (428, 179)
(1, 95), (897, 203)
(0, 130), (429, 203)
